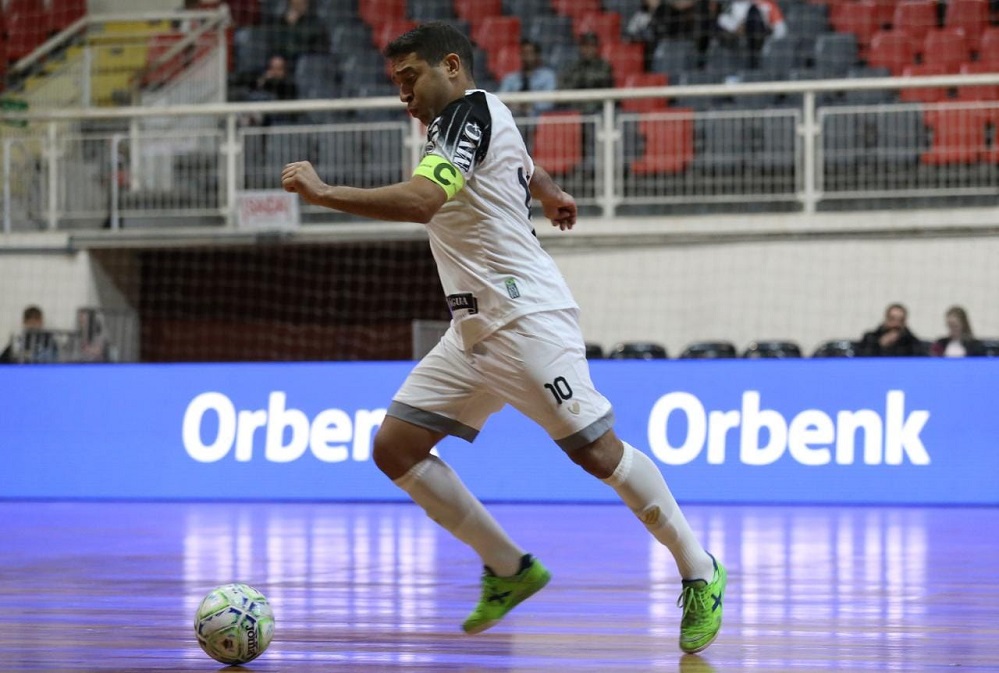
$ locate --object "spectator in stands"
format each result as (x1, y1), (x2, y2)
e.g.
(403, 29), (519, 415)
(0, 305), (58, 364)
(498, 40), (557, 118)
(267, 0), (328, 65)
(559, 33), (614, 114)
(859, 303), (924, 356)
(242, 54), (300, 125)
(717, 0), (787, 68)
(626, 0), (716, 66)
(930, 306), (985, 357)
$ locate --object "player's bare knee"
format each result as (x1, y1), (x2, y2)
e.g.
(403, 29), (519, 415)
(567, 431), (624, 479)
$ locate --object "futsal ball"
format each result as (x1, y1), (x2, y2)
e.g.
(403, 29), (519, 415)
(194, 583), (275, 665)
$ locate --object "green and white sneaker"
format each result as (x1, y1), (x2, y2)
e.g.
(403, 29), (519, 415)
(677, 553), (726, 654)
(462, 554), (551, 634)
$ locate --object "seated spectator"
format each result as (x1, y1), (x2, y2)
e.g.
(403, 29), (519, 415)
(717, 0), (787, 68)
(498, 41), (558, 118)
(559, 33), (614, 114)
(0, 305), (59, 364)
(859, 303), (924, 356)
(627, 0), (717, 64)
(267, 0), (328, 65)
(239, 54), (300, 125)
(930, 306), (985, 357)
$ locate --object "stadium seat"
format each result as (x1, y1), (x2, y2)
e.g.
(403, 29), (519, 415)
(956, 62), (999, 101)
(358, 0), (407, 30)
(454, 0), (502, 32)
(504, 0), (552, 21)
(693, 116), (748, 174)
(674, 71), (722, 110)
(608, 342), (668, 359)
(491, 43), (522, 80)
(753, 115), (797, 172)
(5, 0), (50, 62)
(472, 15), (521, 55)
(552, 0), (602, 19)
(52, 0), (88, 32)
(945, 0), (988, 50)
(891, 0), (939, 43)
(899, 63), (948, 102)
(630, 112), (695, 175)
(870, 0), (898, 29)
(679, 341), (737, 359)
(978, 27), (999, 65)
(842, 65), (895, 104)
(584, 342), (604, 358)
(601, 41), (645, 86)
(330, 19), (374, 56)
(814, 32), (859, 77)
(574, 11), (623, 47)
(651, 39), (697, 78)
(620, 73), (669, 113)
(830, 0), (879, 57)
(866, 30), (917, 75)
(921, 108), (988, 165)
(921, 27), (972, 72)
(409, 0), (456, 21)
(528, 15), (576, 53)
(373, 19), (417, 51)
(532, 111), (584, 175)
(874, 108), (927, 168)
(743, 341), (803, 358)
(785, 4), (830, 43)
(812, 339), (862, 357)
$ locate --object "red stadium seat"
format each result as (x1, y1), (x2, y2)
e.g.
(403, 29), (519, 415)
(454, 0), (502, 32)
(5, 0), (51, 62)
(51, 0), (87, 32)
(630, 112), (695, 175)
(892, 0), (938, 42)
(871, 0), (898, 28)
(899, 64), (948, 102)
(374, 20), (417, 51)
(533, 111), (584, 175)
(574, 11), (623, 47)
(866, 30), (917, 75)
(955, 62), (999, 101)
(359, 0), (407, 30)
(472, 15), (521, 57)
(552, 0), (602, 19)
(921, 108), (988, 165)
(601, 41), (645, 86)
(921, 27), (971, 72)
(621, 73), (670, 112)
(831, 0), (879, 56)
(977, 27), (999, 64)
(491, 43), (521, 80)
(945, 0), (988, 49)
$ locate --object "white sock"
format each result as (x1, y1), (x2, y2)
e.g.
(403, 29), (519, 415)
(394, 455), (525, 577)
(603, 442), (714, 581)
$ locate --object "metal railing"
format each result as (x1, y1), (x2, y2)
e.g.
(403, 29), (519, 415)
(3, 72), (999, 233)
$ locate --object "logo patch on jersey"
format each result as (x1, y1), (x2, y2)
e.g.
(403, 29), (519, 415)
(446, 293), (479, 315)
(504, 278), (521, 299)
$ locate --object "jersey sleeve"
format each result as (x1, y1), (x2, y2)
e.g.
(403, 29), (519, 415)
(422, 95), (492, 182)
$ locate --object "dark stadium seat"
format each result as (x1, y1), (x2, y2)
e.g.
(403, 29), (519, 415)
(608, 342), (668, 359)
(693, 116), (748, 175)
(316, 0), (358, 27)
(760, 37), (802, 78)
(233, 25), (271, 75)
(602, 0), (643, 17)
(873, 108), (928, 169)
(528, 15), (577, 52)
(752, 115), (797, 173)
(329, 19), (373, 57)
(812, 339), (862, 357)
(679, 341), (737, 359)
(830, 0), (879, 58)
(674, 71), (722, 110)
(651, 39), (697, 78)
(785, 3), (829, 43)
(743, 341), (803, 358)
(504, 0), (553, 22)
(575, 11), (623, 47)
(814, 32), (859, 77)
(408, 0), (455, 21)
(979, 339), (999, 356)
(842, 65), (895, 105)
(585, 342), (604, 359)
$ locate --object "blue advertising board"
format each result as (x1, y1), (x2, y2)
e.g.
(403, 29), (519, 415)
(1, 359), (996, 504)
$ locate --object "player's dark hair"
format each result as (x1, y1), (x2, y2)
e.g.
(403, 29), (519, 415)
(384, 22), (474, 74)
(23, 305), (42, 322)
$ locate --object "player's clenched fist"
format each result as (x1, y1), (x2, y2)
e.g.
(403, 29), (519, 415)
(281, 161), (326, 205)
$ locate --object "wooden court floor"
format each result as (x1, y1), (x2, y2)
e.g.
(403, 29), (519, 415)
(1, 501), (997, 672)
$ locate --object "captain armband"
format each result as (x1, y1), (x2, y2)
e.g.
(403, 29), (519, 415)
(414, 155), (466, 200)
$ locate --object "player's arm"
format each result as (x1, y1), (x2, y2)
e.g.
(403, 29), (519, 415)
(281, 160), (448, 224)
(529, 165), (576, 231)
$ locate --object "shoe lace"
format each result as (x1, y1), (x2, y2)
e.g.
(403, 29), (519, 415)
(676, 582), (711, 624)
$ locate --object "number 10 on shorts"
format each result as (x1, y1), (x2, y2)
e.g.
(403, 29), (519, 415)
(544, 376), (574, 405)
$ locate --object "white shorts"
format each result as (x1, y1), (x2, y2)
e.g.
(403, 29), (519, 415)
(388, 309), (615, 452)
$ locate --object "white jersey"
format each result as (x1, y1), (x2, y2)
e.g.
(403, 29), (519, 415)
(421, 89), (578, 350)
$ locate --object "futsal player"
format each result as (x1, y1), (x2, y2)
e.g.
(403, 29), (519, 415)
(280, 22), (726, 653)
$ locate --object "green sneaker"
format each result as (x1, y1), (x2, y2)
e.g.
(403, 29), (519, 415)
(462, 554), (551, 634)
(677, 553), (726, 654)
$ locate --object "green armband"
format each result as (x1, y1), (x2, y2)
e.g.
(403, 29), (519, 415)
(414, 154), (465, 200)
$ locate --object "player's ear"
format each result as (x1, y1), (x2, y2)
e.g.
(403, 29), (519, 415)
(443, 52), (462, 78)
